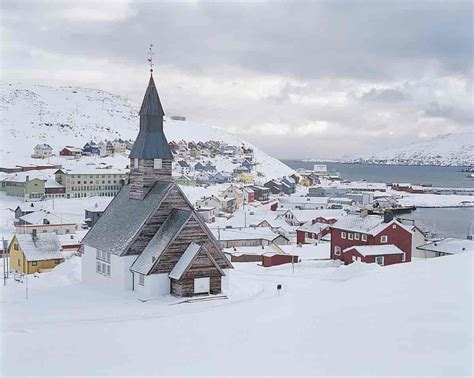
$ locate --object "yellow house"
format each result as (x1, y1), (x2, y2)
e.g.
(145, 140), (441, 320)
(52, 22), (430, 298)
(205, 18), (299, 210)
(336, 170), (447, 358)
(8, 233), (64, 274)
(239, 173), (255, 184)
(299, 176), (313, 187)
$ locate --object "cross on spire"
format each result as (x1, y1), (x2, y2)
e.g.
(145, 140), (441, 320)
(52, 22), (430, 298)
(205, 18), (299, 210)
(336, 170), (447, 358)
(147, 44), (154, 74)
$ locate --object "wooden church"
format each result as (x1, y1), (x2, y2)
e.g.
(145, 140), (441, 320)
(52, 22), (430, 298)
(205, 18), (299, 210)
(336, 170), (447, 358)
(81, 72), (232, 299)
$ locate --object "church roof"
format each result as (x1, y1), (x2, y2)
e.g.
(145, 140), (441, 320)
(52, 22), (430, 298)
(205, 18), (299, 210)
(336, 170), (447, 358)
(130, 208), (192, 275)
(81, 181), (174, 255)
(129, 74), (173, 160)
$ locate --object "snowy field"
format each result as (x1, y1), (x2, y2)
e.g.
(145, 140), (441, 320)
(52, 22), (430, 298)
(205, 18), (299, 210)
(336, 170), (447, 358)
(1, 254), (472, 376)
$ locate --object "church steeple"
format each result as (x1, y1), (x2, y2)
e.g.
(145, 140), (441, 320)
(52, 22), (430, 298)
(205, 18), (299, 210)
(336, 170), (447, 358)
(129, 67), (174, 200)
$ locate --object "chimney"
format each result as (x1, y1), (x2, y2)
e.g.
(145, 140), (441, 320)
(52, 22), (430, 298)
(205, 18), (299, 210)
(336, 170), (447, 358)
(384, 211), (394, 223)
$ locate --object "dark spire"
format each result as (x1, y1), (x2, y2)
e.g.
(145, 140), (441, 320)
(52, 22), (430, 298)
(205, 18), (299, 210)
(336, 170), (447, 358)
(130, 74), (173, 160)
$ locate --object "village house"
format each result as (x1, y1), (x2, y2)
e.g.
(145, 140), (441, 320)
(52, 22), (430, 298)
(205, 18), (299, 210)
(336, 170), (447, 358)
(222, 185), (244, 207)
(15, 209), (76, 235)
(8, 232), (64, 274)
(112, 139), (127, 154)
(14, 202), (45, 220)
(330, 213), (413, 265)
(243, 187), (255, 203)
(54, 168), (127, 198)
(196, 196), (222, 212)
(392, 183), (425, 194)
(83, 142), (101, 155)
(59, 146), (83, 157)
(80, 72), (232, 299)
(277, 196), (328, 210)
(264, 179), (283, 194)
(197, 207), (216, 223)
(1, 170), (52, 200)
(176, 160), (191, 175)
(343, 245), (407, 266)
(213, 226), (289, 248)
(416, 238), (474, 258)
(220, 197), (237, 214)
(168, 141), (180, 154)
(249, 185), (270, 201)
(84, 203), (107, 228)
(175, 175), (195, 186)
(278, 209), (347, 226)
(195, 171), (210, 185)
(296, 217), (337, 244)
(32, 143), (53, 158)
(238, 173), (254, 184)
(281, 177), (296, 195)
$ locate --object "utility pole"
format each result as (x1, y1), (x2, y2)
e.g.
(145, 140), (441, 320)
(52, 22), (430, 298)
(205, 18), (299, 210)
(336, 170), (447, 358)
(2, 237), (6, 286)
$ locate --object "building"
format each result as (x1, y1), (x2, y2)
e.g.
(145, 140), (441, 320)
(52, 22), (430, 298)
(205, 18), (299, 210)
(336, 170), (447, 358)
(330, 213), (412, 264)
(277, 196), (328, 210)
(213, 227), (289, 248)
(278, 209), (345, 226)
(249, 185), (270, 201)
(84, 204), (107, 228)
(32, 144), (53, 158)
(176, 160), (190, 175)
(342, 245), (406, 266)
(59, 146), (83, 157)
(83, 142), (101, 155)
(264, 179), (282, 194)
(45, 179), (66, 198)
(14, 202), (44, 219)
(220, 197), (237, 214)
(1, 171), (51, 200)
(296, 217), (337, 244)
(196, 196), (222, 212)
(80, 72), (232, 299)
(55, 168), (127, 198)
(8, 232), (64, 274)
(243, 187), (254, 203)
(416, 238), (474, 258)
(15, 209), (76, 235)
(197, 207), (216, 223)
(222, 185), (244, 207)
(281, 177), (296, 195)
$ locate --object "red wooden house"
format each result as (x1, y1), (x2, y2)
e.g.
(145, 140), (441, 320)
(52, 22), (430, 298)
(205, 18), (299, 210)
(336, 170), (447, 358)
(343, 245), (406, 266)
(330, 213), (412, 264)
(59, 146), (82, 157)
(296, 217), (337, 244)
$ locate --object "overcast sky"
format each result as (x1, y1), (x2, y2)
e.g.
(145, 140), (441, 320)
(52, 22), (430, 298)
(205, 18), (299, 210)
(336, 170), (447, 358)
(1, 0), (472, 158)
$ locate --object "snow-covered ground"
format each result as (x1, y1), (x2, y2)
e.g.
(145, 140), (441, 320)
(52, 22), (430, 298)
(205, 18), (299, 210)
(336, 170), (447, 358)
(349, 132), (474, 166)
(1, 253), (472, 376)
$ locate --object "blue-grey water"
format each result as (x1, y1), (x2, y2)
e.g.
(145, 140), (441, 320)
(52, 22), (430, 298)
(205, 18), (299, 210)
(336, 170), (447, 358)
(281, 160), (474, 238)
(281, 160), (473, 188)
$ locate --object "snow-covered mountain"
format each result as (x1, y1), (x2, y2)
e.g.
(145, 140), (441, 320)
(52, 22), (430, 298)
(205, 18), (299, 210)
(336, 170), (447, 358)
(0, 82), (292, 179)
(350, 132), (474, 166)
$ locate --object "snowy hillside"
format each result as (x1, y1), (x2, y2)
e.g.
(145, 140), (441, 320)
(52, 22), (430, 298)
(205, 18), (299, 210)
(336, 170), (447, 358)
(350, 132), (474, 166)
(0, 82), (292, 179)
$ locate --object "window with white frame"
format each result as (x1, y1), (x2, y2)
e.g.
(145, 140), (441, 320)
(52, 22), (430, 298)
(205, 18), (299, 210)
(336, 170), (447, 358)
(335, 246), (342, 256)
(354, 233), (360, 240)
(153, 159), (162, 169)
(362, 234), (367, 241)
(352, 255), (356, 262)
(341, 232), (346, 239)
(348, 233), (353, 240)
(380, 235), (388, 243)
(96, 249), (111, 277)
(401, 253), (406, 262)
(375, 256), (384, 265)
(139, 274), (145, 286)
(133, 158), (139, 169)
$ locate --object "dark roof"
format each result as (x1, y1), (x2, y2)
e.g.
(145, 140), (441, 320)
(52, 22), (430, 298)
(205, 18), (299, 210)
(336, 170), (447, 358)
(81, 181), (174, 255)
(139, 75), (164, 116)
(130, 208), (192, 275)
(129, 74), (173, 160)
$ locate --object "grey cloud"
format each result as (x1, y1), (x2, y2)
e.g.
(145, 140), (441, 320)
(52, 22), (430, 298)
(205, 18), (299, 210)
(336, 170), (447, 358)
(422, 101), (473, 125)
(360, 88), (409, 103)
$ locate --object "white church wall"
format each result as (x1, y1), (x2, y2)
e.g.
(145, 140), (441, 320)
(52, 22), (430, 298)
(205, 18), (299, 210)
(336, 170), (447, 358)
(133, 273), (170, 299)
(81, 245), (135, 290)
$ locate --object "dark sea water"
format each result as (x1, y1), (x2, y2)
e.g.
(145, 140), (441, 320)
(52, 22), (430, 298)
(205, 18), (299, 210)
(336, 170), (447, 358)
(281, 160), (474, 238)
(281, 160), (474, 188)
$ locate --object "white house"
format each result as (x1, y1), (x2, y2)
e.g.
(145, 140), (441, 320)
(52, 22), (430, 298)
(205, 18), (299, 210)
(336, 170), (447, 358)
(32, 144), (53, 158)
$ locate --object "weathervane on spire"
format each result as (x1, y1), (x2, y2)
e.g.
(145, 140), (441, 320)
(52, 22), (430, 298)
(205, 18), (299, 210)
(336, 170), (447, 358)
(147, 44), (154, 74)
